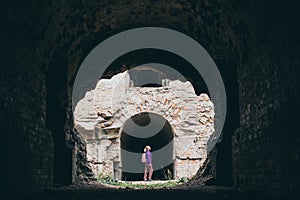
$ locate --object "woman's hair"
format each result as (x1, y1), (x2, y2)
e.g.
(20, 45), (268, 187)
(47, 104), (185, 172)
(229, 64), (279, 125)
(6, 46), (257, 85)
(144, 145), (151, 152)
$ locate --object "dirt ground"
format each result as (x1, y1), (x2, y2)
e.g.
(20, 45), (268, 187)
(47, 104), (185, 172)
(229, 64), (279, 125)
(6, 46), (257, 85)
(9, 181), (294, 200)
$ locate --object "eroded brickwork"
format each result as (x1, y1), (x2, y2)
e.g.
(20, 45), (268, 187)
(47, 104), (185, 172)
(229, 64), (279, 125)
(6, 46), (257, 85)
(74, 71), (215, 179)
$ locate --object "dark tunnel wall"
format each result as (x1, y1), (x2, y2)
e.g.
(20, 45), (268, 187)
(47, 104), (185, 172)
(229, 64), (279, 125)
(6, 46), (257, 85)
(0, 0), (299, 198)
(231, 1), (300, 194)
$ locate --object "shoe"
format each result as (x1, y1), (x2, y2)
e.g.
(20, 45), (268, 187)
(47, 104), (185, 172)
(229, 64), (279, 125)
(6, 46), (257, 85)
(144, 179), (147, 181)
(147, 179), (152, 181)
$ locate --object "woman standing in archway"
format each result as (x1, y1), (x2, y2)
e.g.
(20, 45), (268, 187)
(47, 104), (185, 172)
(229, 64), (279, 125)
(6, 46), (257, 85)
(143, 145), (153, 181)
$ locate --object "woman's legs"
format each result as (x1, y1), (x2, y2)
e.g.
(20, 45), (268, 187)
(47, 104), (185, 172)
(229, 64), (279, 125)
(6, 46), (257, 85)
(148, 164), (153, 180)
(144, 163), (154, 180)
(143, 164), (148, 180)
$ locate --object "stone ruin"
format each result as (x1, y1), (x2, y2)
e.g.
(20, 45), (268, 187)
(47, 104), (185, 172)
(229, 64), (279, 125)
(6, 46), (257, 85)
(74, 71), (215, 180)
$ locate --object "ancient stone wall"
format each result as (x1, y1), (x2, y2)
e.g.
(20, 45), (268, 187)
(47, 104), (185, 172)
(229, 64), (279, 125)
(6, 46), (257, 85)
(74, 71), (215, 179)
(232, 0), (300, 194)
(1, 31), (54, 195)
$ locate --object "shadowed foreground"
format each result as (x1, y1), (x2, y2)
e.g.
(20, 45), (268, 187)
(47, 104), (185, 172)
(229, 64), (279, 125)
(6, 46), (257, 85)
(9, 184), (297, 200)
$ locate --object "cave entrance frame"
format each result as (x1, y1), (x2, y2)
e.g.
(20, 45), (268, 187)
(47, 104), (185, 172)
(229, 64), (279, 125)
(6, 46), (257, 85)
(119, 112), (175, 181)
(72, 27), (230, 184)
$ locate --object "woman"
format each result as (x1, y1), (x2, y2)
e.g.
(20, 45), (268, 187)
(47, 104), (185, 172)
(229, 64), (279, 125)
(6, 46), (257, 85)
(143, 145), (153, 181)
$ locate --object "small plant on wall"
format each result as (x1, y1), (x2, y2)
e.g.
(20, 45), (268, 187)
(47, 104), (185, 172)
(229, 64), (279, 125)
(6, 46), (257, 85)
(162, 167), (173, 180)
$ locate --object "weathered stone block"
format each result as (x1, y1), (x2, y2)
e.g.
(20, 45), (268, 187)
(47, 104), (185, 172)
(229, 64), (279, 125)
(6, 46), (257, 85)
(74, 71), (214, 179)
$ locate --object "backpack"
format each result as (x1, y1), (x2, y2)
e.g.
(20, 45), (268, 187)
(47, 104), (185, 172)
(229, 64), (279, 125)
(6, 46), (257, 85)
(141, 153), (146, 163)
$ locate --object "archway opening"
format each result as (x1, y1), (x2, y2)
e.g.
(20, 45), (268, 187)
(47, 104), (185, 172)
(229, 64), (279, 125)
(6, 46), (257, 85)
(120, 112), (174, 181)
(46, 49), (73, 186)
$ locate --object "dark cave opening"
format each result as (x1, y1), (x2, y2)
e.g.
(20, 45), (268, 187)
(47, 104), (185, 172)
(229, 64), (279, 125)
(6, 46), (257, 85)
(141, 83), (163, 87)
(120, 112), (174, 181)
(46, 49), (73, 186)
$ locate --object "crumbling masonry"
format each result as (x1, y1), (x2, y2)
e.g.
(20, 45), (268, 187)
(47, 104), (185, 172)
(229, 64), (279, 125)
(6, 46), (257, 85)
(74, 71), (215, 179)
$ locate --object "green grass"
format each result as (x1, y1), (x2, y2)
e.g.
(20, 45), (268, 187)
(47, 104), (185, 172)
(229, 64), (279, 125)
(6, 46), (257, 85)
(105, 181), (180, 189)
(97, 174), (189, 189)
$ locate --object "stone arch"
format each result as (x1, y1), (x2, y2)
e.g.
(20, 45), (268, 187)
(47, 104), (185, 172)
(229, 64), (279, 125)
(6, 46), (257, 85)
(70, 25), (236, 184)
(4, 1), (299, 197)
(74, 70), (215, 179)
(128, 65), (168, 87)
(119, 112), (174, 181)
